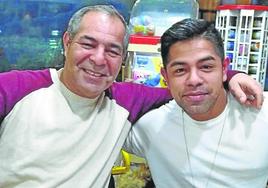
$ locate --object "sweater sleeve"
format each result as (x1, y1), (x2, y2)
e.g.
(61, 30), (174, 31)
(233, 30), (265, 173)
(224, 69), (241, 89)
(108, 82), (172, 124)
(0, 69), (53, 122)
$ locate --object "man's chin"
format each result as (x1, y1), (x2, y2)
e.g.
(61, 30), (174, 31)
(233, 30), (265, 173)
(183, 104), (208, 115)
(86, 83), (110, 94)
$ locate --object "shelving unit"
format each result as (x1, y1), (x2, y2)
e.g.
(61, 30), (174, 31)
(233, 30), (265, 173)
(215, 5), (268, 88)
(123, 0), (198, 87)
(123, 35), (167, 87)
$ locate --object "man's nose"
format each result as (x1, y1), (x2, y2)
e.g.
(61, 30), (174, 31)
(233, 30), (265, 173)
(187, 69), (203, 87)
(90, 47), (106, 65)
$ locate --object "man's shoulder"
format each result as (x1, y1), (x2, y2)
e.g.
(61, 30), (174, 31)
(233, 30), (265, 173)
(0, 68), (53, 89)
(228, 92), (268, 121)
(106, 82), (172, 124)
(135, 99), (178, 126)
(0, 68), (54, 120)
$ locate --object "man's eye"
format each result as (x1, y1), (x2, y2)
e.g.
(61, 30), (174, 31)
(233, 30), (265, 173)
(201, 65), (213, 71)
(174, 68), (186, 75)
(107, 50), (122, 58)
(80, 43), (93, 49)
(176, 68), (185, 73)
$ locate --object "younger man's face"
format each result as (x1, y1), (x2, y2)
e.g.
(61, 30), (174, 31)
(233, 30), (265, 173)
(161, 38), (228, 121)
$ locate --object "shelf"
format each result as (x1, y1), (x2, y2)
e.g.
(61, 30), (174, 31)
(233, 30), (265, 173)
(216, 6), (268, 89)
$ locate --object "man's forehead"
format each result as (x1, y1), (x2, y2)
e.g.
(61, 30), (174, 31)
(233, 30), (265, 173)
(169, 39), (216, 56)
(167, 41), (220, 64)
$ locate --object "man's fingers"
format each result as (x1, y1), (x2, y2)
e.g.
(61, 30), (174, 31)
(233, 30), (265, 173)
(246, 83), (263, 109)
(249, 94), (264, 109)
(230, 86), (247, 104)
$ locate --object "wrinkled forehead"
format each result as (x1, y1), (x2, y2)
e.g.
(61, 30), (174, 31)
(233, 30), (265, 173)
(81, 11), (124, 27)
(77, 12), (124, 37)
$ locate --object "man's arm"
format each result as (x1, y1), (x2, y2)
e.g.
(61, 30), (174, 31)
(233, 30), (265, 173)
(109, 70), (263, 124)
(0, 69), (52, 122)
(108, 82), (172, 124)
(227, 71), (263, 109)
(0, 68), (263, 123)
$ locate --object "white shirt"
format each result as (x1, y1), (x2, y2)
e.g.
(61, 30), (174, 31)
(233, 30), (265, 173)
(125, 93), (268, 188)
(0, 69), (130, 188)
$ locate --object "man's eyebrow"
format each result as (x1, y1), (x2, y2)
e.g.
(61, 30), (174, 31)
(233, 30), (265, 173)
(168, 61), (186, 68)
(199, 56), (215, 62)
(168, 56), (216, 67)
(80, 35), (96, 42)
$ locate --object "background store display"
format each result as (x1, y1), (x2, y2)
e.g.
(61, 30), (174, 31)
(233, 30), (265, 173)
(0, 0), (134, 72)
(215, 4), (268, 89)
(129, 0), (198, 36)
(198, 0), (268, 22)
(124, 0), (198, 87)
(198, 0), (221, 21)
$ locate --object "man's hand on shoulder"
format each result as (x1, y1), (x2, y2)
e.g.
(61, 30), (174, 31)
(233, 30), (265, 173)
(229, 73), (264, 109)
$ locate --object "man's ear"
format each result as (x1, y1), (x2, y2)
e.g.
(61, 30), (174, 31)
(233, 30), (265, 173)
(62, 32), (71, 56)
(160, 67), (169, 88)
(223, 57), (230, 82)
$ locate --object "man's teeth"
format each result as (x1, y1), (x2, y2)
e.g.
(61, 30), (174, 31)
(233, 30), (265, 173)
(85, 69), (102, 77)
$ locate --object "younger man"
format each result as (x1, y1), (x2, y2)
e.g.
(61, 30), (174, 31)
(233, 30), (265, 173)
(125, 18), (268, 188)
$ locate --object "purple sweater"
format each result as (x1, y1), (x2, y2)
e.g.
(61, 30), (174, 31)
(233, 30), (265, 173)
(0, 68), (237, 123)
(0, 69), (172, 123)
